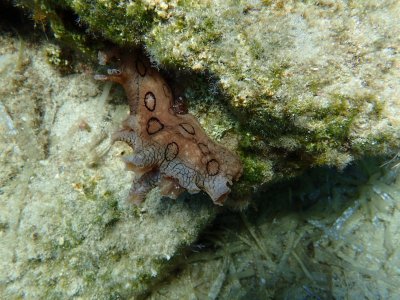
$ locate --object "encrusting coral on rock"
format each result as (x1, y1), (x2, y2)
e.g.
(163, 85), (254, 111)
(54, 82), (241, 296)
(95, 49), (243, 205)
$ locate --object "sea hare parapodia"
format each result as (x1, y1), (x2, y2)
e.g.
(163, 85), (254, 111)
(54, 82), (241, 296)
(95, 49), (242, 205)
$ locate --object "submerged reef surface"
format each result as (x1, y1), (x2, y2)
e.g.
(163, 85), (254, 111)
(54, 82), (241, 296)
(12, 0), (400, 196)
(149, 159), (400, 299)
(1, 1), (400, 298)
(0, 34), (216, 298)
(2, 34), (399, 298)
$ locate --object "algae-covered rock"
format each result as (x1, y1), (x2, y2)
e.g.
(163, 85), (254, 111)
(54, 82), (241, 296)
(11, 0), (400, 194)
(146, 0), (400, 185)
(2, 1), (400, 298)
(0, 34), (215, 298)
(148, 159), (400, 299)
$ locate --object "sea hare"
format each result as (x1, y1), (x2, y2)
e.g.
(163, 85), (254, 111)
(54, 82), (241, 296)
(95, 49), (242, 205)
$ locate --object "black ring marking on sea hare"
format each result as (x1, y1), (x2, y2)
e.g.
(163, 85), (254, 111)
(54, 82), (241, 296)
(179, 123), (195, 135)
(136, 60), (146, 77)
(163, 84), (171, 97)
(165, 142), (179, 161)
(144, 92), (156, 111)
(198, 143), (210, 155)
(206, 159), (220, 176)
(147, 117), (164, 135)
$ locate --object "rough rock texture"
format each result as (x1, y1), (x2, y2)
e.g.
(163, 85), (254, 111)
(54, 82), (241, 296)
(0, 34), (215, 299)
(146, 0), (400, 189)
(148, 159), (400, 299)
(12, 0), (400, 195)
(1, 1), (400, 298)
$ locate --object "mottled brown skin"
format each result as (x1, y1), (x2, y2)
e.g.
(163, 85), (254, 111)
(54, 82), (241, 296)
(95, 49), (242, 205)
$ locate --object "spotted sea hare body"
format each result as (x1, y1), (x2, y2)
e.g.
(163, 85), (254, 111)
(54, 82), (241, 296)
(95, 50), (242, 205)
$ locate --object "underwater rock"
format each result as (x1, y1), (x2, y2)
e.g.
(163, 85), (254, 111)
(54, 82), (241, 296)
(12, 0), (400, 195)
(148, 159), (400, 299)
(0, 35), (215, 299)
